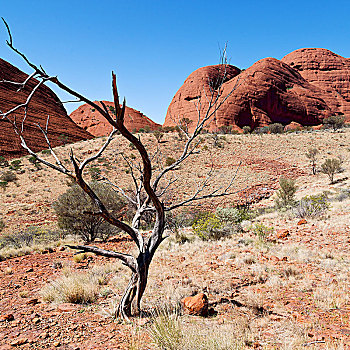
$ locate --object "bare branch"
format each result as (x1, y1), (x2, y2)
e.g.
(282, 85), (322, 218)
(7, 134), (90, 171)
(66, 245), (137, 272)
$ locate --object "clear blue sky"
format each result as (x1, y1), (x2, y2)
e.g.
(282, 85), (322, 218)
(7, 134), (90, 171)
(1, 0), (349, 124)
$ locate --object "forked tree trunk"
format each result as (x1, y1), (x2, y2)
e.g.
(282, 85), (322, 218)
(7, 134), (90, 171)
(117, 252), (150, 319)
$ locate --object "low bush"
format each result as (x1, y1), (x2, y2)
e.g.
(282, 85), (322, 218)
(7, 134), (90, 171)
(254, 126), (269, 134)
(53, 182), (126, 242)
(0, 156), (9, 167)
(165, 157), (176, 167)
(242, 126), (251, 134)
(0, 219), (5, 232)
(324, 115), (345, 131)
(275, 177), (297, 208)
(9, 159), (22, 171)
(252, 223), (273, 241)
(320, 158), (342, 184)
(0, 226), (61, 250)
(215, 206), (251, 224)
(268, 123), (284, 134)
(40, 267), (111, 304)
(293, 194), (329, 219)
(0, 170), (17, 183)
(192, 214), (233, 241)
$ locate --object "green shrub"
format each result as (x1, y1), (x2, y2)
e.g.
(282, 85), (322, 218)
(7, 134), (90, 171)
(215, 206), (251, 224)
(88, 166), (101, 180)
(165, 157), (176, 167)
(41, 149), (51, 155)
(53, 182), (126, 242)
(305, 148), (318, 175)
(0, 170), (17, 183)
(242, 126), (251, 134)
(0, 181), (8, 191)
(324, 115), (345, 131)
(320, 158), (342, 183)
(0, 219), (5, 232)
(254, 126), (269, 134)
(9, 159), (22, 171)
(275, 177), (297, 208)
(0, 226), (61, 250)
(192, 214), (232, 241)
(268, 123), (284, 134)
(28, 155), (41, 169)
(252, 223), (273, 241)
(153, 129), (164, 143)
(0, 156), (9, 167)
(294, 194), (329, 219)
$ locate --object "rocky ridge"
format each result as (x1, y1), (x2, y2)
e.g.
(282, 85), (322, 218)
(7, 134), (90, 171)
(164, 48), (349, 131)
(0, 58), (92, 159)
(70, 101), (161, 137)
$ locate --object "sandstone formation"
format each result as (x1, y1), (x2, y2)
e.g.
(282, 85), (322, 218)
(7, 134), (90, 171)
(0, 59), (92, 159)
(165, 48), (350, 131)
(282, 48), (350, 120)
(182, 293), (208, 316)
(70, 101), (161, 137)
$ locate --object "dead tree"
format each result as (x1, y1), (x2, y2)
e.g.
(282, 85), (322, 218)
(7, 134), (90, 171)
(1, 20), (240, 320)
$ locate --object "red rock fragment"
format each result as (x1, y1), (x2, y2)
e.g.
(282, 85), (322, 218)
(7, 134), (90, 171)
(0, 314), (14, 322)
(297, 219), (307, 225)
(276, 229), (290, 239)
(10, 338), (28, 346)
(182, 293), (208, 316)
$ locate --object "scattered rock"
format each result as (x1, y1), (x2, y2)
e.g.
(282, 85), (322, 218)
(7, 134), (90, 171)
(0, 314), (14, 322)
(56, 303), (77, 312)
(297, 219), (307, 225)
(27, 298), (39, 305)
(276, 229), (290, 239)
(10, 338), (28, 346)
(182, 293), (208, 316)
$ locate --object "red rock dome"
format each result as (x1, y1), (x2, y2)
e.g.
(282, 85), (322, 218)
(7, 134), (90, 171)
(282, 48), (350, 120)
(0, 59), (92, 159)
(164, 58), (333, 132)
(70, 101), (161, 137)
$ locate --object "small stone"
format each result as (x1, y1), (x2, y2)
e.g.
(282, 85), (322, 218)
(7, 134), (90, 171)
(27, 298), (39, 305)
(39, 332), (49, 339)
(57, 303), (77, 312)
(25, 267), (33, 273)
(276, 229), (290, 239)
(53, 341), (61, 347)
(32, 317), (40, 324)
(182, 293), (208, 316)
(10, 338), (28, 346)
(0, 314), (14, 322)
(297, 219), (307, 225)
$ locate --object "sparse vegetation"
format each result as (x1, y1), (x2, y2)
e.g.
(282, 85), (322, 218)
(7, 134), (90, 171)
(294, 194), (330, 219)
(324, 115), (345, 131)
(192, 214), (233, 240)
(305, 148), (318, 175)
(320, 158), (342, 183)
(275, 177), (297, 208)
(242, 125), (251, 134)
(53, 182), (126, 242)
(268, 123), (284, 134)
(0, 170), (17, 183)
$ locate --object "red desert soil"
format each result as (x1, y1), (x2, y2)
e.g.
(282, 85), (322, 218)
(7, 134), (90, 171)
(0, 130), (349, 348)
(0, 59), (92, 159)
(70, 101), (161, 137)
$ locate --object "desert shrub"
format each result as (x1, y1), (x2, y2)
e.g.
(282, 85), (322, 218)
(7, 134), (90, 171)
(0, 170), (17, 183)
(320, 158), (342, 183)
(305, 148), (319, 175)
(88, 166), (101, 180)
(53, 182), (126, 242)
(252, 223), (273, 241)
(324, 115), (345, 131)
(0, 219), (5, 232)
(0, 226), (61, 250)
(294, 194), (329, 219)
(192, 214), (233, 241)
(275, 177), (297, 208)
(0, 156), (9, 167)
(153, 129), (164, 143)
(149, 307), (182, 350)
(165, 157), (176, 167)
(0, 181), (8, 191)
(242, 126), (251, 134)
(28, 155), (41, 169)
(9, 159), (22, 171)
(40, 268), (110, 304)
(254, 126), (269, 134)
(215, 206), (251, 224)
(268, 123), (284, 134)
